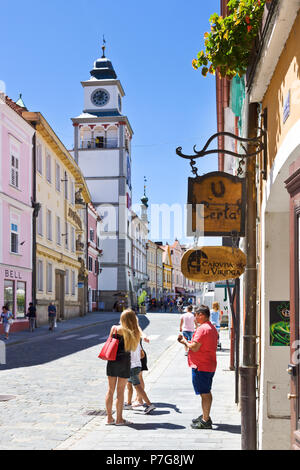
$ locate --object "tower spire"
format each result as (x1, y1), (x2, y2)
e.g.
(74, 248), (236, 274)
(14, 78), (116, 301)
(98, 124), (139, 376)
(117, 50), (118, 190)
(102, 35), (106, 58)
(141, 176), (149, 208)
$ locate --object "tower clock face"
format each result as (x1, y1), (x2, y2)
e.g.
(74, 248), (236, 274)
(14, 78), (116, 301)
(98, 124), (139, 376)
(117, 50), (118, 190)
(91, 89), (110, 107)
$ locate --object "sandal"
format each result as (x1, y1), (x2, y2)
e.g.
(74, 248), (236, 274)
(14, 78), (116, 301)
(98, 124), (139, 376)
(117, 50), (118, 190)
(115, 419), (133, 426)
(132, 402), (144, 408)
(105, 419), (115, 425)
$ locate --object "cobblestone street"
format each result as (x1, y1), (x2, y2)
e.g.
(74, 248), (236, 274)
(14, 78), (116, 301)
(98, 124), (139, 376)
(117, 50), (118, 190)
(0, 312), (241, 450)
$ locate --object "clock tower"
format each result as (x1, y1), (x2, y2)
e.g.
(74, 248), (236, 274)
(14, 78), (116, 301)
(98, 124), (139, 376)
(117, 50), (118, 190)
(71, 44), (134, 310)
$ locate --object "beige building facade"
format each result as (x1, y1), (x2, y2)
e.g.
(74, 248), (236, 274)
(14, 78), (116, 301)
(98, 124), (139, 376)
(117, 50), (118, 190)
(24, 112), (91, 324)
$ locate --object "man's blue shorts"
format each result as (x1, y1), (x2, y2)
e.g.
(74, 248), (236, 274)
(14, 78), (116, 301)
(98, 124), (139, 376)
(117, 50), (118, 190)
(182, 330), (193, 341)
(192, 369), (215, 395)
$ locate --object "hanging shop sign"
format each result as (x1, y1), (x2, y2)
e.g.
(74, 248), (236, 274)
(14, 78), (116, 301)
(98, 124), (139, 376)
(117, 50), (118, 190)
(187, 171), (246, 236)
(181, 246), (246, 282)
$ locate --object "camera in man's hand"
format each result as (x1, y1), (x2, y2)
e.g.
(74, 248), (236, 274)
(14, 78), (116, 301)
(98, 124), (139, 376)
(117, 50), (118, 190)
(177, 334), (184, 343)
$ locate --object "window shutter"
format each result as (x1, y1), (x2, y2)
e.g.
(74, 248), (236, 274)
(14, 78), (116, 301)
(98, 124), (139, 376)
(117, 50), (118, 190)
(56, 163), (61, 191)
(37, 144), (42, 174)
(56, 216), (61, 245)
(38, 206), (43, 236)
(46, 154), (51, 182)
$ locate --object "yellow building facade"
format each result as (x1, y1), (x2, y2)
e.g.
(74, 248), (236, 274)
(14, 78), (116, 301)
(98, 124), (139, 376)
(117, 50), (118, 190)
(147, 240), (157, 298)
(162, 244), (172, 294)
(23, 112), (91, 324)
(228, 5), (300, 450)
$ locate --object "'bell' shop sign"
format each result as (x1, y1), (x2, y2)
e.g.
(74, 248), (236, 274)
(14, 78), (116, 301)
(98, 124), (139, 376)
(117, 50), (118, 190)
(3, 269), (23, 280)
(187, 171), (246, 237)
(181, 246), (246, 282)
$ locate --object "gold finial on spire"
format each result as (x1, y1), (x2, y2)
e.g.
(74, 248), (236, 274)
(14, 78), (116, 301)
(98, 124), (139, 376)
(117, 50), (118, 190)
(102, 35), (106, 58)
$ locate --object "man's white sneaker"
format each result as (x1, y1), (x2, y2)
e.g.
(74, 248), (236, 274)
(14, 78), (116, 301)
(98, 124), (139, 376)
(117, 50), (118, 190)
(144, 404), (156, 414)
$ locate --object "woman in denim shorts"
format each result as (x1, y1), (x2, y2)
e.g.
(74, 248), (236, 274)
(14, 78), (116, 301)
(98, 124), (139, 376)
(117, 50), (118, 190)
(125, 342), (156, 415)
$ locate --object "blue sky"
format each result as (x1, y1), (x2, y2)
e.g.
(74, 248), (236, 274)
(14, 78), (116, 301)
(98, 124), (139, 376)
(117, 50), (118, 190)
(1, 0), (220, 242)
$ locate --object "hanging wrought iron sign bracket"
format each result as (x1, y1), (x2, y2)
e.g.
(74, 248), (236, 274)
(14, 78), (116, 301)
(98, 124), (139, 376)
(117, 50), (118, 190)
(176, 129), (266, 177)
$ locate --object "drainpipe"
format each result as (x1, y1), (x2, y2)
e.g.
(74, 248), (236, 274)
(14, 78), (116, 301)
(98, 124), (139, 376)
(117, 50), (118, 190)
(239, 95), (258, 450)
(31, 132), (37, 309)
(85, 202), (88, 316)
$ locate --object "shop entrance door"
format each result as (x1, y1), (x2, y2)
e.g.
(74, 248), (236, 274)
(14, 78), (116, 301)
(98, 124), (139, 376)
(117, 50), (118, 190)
(55, 270), (65, 321)
(291, 213), (300, 449)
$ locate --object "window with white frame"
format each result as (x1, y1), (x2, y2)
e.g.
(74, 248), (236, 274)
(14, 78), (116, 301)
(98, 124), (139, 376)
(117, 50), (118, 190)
(71, 270), (76, 295)
(65, 269), (69, 294)
(71, 226), (75, 252)
(46, 209), (52, 241)
(36, 143), (43, 174)
(55, 162), (61, 192)
(10, 222), (19, 254)
(56, 215), (61, 245)
(37, 205), (43, 236)
(47, 263), (53, 292)
(11, 154), (19, 188)
(88, 256), (93, 272)
(37, 260), (43, 291)
(46, 153), (51, 183)
(90, 229), (94, 242)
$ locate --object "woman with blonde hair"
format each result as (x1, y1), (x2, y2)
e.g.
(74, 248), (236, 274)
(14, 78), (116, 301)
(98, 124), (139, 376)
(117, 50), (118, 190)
(105, 309), (141, 425)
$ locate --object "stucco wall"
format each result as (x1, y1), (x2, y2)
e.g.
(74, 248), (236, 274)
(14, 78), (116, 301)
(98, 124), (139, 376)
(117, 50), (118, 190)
(262, 11), (300, 169)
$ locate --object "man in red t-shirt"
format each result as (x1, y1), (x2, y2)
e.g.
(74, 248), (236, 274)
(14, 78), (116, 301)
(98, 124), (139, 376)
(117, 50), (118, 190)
(178, 304), (218, 429)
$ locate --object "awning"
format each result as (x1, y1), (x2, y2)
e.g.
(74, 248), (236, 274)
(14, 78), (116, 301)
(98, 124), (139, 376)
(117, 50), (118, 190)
(175, 287), (185, 294)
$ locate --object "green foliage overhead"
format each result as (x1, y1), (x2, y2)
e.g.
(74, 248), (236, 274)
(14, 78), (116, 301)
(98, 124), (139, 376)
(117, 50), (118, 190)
(192, 0), (268, 78)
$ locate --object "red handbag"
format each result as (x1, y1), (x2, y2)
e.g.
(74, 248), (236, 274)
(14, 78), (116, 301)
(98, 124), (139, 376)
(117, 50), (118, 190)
(98, 328), (119, 361)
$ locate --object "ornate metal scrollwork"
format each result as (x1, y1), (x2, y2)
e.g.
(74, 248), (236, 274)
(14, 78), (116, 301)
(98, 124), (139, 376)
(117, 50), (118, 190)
(176, 129), (266, 176)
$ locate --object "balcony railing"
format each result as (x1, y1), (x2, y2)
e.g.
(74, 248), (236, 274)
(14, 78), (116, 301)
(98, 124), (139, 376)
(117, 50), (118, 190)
(80, 138), (119, 150)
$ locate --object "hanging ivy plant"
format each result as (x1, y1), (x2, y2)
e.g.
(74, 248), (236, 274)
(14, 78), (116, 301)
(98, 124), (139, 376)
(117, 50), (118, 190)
(192, 0), (269, 78)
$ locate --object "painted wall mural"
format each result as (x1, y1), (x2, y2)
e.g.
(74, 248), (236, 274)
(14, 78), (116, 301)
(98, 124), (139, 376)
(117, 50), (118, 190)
(269, 301), (290, 346)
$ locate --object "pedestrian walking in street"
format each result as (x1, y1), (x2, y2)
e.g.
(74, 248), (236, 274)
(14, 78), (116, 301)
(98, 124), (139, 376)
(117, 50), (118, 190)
(211, 301), (222, 349)
(48, 302), (56, 331)
(179, 305), (195, 356)
(1, 305), (14, 340)
(210, 302), (221, 329)
(177, 304), (218, 429)
(124, 339), (155, 415)
(105, 309), (142, 426)
(177, 296), (184, 313)
(26, 302), (36, 332)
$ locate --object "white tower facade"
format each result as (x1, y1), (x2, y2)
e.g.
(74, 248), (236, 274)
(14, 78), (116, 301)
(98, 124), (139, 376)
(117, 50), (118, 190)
(71, 47), (134, 310)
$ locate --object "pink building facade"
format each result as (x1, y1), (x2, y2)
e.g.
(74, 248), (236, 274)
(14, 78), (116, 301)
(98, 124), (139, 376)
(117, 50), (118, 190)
(0, 97), (34, 322)
(87, 203), (101, 311)
(170, 240), (185, 295)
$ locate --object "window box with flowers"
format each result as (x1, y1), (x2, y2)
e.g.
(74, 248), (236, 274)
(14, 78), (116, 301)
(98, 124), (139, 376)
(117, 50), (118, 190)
(192, 0), (271, 79)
